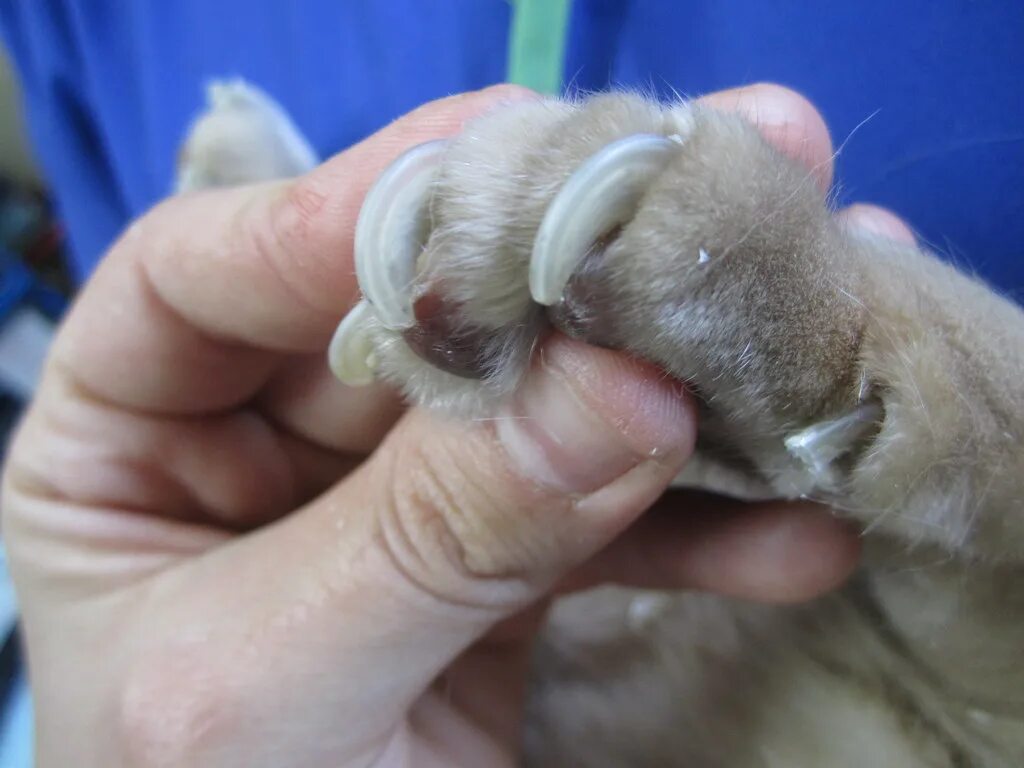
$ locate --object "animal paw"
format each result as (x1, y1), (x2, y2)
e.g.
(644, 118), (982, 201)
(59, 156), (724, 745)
(331, 94), (869, 494)
(176, 79), (318, 192)
(330, 92), (1024, 554)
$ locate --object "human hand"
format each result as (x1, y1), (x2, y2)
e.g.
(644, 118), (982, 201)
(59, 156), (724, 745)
(1, 84), (871, 767)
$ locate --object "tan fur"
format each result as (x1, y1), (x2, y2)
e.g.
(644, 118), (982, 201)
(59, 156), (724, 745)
(178, 84), (1024, 767)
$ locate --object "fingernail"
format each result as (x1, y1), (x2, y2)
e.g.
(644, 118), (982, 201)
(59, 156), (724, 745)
(496, 337), (695, 495)
(837, 204), (917, 245)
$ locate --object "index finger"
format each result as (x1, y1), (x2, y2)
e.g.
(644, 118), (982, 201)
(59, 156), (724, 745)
(48, 85), (537, 413)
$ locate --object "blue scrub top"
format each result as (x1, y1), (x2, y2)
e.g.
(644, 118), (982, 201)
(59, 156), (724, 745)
(1, 0), (1022, 295)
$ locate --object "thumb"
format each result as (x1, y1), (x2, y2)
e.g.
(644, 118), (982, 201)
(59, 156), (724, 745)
(145, 335), (694, 763)
(352, 334), (696, 607)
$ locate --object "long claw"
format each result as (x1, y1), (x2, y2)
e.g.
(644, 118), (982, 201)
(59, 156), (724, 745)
(328, 300), (378, 386)
(354, 139), (447, 329)
(529, 134), (682, 306)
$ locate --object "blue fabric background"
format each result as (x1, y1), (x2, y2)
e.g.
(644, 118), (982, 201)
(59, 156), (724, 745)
(0, 0), (1021, 295)
(0, 3), (1020, 763)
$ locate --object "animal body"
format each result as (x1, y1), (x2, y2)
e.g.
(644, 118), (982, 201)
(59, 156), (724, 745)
(178, 81), (1024, 767)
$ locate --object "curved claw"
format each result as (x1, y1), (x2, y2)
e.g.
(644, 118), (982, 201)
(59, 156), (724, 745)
(529, 134), (682, 306)
(354, 139), (447, 329)
(327, 300), (378, 386)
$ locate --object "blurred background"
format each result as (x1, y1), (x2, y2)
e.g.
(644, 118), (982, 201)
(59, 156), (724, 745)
(0, 42), (64, 768)
(0, 42), (69, 411)
(0, 47), (37, 185)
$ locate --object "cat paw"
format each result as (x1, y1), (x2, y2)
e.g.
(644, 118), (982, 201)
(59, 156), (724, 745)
(330, 89), (1024, 558)
(329, 93), (887, 498)
(176, 79), (318, 192)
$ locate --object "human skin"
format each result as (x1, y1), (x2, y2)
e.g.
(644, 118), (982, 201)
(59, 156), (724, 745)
(0, 83), (897, 767)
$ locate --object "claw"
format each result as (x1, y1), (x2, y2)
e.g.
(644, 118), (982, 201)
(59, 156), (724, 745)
(785, 402), (884, 487)
(328, 300), (378, 386)
(529, 134), (682, 306)
(354, 139), (447, 329)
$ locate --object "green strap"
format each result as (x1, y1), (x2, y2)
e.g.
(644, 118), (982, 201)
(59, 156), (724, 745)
(506, 0), (571, 94)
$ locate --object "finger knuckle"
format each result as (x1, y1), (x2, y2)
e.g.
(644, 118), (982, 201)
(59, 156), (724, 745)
(117, 642), (242, 766)
(374, 430), (541, 609)
(255, 177), (352, 319)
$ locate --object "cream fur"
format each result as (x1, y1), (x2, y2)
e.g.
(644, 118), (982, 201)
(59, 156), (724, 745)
(178, 83), (1024, 767)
